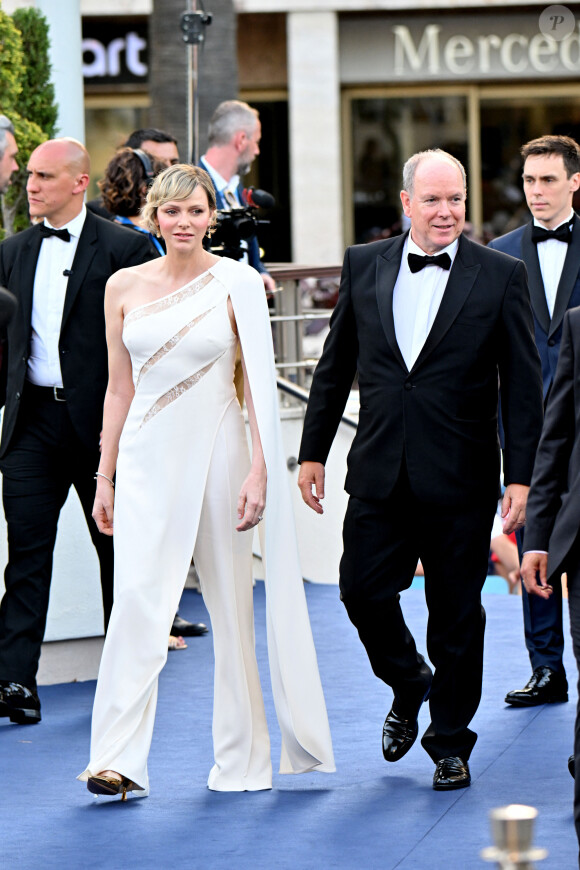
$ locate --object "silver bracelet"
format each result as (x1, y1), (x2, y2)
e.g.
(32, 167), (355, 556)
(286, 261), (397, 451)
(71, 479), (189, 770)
(94, 472), (115, 488)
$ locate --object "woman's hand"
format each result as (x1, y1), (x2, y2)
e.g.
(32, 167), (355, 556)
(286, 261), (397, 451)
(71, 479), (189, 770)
(236, 467), (266, 531)
(92, 480), (115, 535)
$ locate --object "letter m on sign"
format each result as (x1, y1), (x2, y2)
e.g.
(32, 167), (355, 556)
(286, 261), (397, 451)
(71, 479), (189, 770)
(392, 25), (441, 75)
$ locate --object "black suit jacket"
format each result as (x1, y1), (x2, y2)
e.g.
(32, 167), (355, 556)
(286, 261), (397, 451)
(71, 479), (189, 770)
(524, 307), (580, 579)
(0, 210), (155, 457)
(489, 216), (580, 400)
(299, 232), (543, 505)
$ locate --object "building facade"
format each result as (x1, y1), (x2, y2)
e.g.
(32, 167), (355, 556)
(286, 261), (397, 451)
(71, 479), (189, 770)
(6, 0), (580, 262)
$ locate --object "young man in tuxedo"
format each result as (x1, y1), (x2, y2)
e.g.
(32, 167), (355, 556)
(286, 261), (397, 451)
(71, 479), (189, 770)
(298, 149), (543, 790)
(0, 138), (155, 724)
(489, 135), (580, 708)
(519, 307), (580, 861)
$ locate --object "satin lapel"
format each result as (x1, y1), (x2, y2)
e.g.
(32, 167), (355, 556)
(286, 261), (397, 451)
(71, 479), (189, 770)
(375, 233), (408, 371)
(549, 215), (580, 338)
(410, 234), (480, 372)
(60, 213), (98, 329)
(521, 223), (550, 335)
(16, 228), (43, 329)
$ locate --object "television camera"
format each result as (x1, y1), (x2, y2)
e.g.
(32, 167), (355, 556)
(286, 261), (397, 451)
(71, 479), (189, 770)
(207, 187), (275, 261)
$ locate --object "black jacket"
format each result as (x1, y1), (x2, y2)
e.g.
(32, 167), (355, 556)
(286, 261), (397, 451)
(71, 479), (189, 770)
(0, 210), (155, 456)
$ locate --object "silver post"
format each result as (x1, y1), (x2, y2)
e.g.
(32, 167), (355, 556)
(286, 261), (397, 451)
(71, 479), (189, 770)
(481, 804), (547, 869)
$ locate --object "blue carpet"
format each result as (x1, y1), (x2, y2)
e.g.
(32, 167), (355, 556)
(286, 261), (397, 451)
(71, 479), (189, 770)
(1, 585), (577, 869)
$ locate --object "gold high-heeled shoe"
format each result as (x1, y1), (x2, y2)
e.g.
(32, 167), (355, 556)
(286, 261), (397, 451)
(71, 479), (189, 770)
(87, 773), (141, 801)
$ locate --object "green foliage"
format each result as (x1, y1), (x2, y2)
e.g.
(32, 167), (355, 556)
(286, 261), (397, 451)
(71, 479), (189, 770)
(0, 6), (57, 236)
(0, 9), (23, 111)
(12, 7), (57, 137)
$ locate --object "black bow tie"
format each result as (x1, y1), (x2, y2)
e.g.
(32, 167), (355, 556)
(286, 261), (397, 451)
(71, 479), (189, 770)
(38, 224), (70, 242)
(407, 252), (452, 273)
(531, 220), (574, 244)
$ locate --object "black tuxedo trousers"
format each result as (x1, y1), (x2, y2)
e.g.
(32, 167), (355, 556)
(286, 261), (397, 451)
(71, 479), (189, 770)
(0, 385), (113, 688)
(0, 214), (155, 690)
(340, 459), (497, 762)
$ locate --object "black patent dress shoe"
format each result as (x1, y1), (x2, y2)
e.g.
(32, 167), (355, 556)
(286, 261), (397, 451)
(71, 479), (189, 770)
(569, 755), (575, 779)
(0, 681), (41, 724)
(504, 666), (568, 707)
(433, 756), (471, 791)
(171, 614), (208, 637)
(382, 685), (430, 763)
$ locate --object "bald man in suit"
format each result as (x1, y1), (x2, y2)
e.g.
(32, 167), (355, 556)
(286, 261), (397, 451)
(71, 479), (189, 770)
(0, 138), (155, 724)
(298, 149), (543, 790)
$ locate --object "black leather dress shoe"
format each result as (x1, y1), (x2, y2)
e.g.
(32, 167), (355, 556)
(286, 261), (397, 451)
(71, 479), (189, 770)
(382, 684), (431, 763)
(569, 754), (575, 779)
(171, 614), (208, 637)
(433, 756), (471, 790)
(0, 681), (41, 724)
(504, 666), (568, 707)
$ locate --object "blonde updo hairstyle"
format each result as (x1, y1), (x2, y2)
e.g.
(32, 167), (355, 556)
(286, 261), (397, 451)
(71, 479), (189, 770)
(141, 164), (217, 237)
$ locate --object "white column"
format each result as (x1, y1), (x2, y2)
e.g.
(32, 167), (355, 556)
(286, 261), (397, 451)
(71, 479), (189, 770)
(37, 0), (85, 142)
(287, 11), (343, 264)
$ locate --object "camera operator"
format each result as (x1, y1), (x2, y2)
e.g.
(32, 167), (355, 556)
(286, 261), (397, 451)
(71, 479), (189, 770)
(200, 100), (275, 294)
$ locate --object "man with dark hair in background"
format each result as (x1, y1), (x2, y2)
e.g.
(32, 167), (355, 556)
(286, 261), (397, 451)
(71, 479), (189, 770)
(490, 134), (580, 708)
(122, 128), (179, 168)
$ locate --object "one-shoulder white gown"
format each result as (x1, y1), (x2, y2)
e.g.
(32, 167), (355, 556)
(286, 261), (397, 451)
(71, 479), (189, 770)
(79, 257), (334, 794)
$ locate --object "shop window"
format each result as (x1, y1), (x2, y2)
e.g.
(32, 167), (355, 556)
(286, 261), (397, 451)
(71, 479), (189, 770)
(351, 95), (468, 245)
(84, 105), (149, 200)
(480, 95), (580, 240)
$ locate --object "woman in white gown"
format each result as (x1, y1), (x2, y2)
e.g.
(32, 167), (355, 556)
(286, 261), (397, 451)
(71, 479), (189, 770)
(78, 165), (334, 799)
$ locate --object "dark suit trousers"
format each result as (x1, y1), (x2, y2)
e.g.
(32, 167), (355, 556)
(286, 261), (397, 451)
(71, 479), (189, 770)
(516, 528), (565, 675)
(340, 463), (496, 763)
(522, 572), (565, 673)
(0, 386), (113, 689)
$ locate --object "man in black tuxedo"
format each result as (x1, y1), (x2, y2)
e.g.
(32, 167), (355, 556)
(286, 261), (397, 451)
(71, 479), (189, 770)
(520, 308), (580, 860)
(0, 138), (155, 724)
(298, 149), (543, 790)
(489, 135), (580, 708)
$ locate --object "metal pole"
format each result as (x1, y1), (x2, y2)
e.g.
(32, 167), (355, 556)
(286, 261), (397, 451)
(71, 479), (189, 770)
(181, 1), (212, 164)
(186, 0), (195, 163)
(191, 0), (199, 164)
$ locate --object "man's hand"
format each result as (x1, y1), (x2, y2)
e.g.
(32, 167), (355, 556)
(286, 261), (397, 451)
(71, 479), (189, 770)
(521, 551), (553, 599)
(501, 483), (529, 535)
(261, 272), (276, 295)
(298, 461), (325, 514)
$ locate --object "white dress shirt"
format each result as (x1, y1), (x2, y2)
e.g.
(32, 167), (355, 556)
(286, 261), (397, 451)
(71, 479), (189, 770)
(534, 209), (574, 318)
(200, 157), (241, 208)
(393, 235), (459, 371)
(28, 206), (86, 387)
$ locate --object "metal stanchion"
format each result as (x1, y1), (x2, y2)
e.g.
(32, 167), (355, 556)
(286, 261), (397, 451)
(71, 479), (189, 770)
(481, 804), (547, 869)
